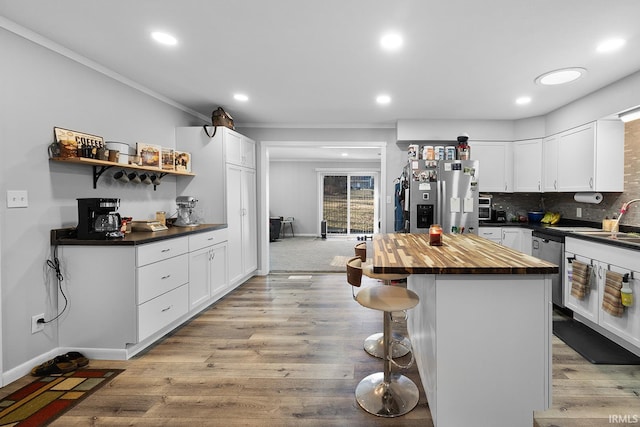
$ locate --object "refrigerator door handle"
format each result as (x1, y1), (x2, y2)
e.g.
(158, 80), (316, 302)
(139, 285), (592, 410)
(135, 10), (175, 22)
(437, 180), (445, 224)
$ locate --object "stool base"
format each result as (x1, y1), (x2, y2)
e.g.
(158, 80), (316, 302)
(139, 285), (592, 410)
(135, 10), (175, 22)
(355, 372), (419, 417)
(364, 332), (411, 359)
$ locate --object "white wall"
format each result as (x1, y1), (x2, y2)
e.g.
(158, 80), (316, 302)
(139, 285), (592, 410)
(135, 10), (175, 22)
(0, 28), (200, 374)
(269, 160), (380, 235)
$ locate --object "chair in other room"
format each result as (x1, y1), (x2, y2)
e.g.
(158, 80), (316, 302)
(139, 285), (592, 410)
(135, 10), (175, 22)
(354, 242), (412, 359)
(280, 216), (295, 238)
(346, 256), (420, 417)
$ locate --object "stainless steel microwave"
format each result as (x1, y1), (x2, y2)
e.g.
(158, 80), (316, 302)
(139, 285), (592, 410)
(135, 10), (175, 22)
(478, 196), (493, 220)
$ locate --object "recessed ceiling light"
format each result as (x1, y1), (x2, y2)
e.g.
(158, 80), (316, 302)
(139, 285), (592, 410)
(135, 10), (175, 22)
(234, 93), (249, 101)
(535, 67), (586, 86)
(380, 33), (403, 50)
(151, 31), (177, 46)
(376, 94), (391, 105)
(516, 96), (531, 105)
(341, 152), (349, 157)
(597, 38), (626, 53)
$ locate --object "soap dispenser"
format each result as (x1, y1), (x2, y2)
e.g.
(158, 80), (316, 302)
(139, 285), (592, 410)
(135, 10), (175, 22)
(621, 274), (633, 307)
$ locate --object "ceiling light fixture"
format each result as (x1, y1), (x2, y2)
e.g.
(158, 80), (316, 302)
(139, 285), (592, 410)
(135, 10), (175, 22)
(380, 33), (403, 50)
(151, 31), (177, 46)
(597, 38), (626, 53)
(234, 94), (249, 101)
(535, 67), (585, 86)
(619, 106), (640, 123)
(376, 94), (391, 105)
(341, 153), (349, 157)
(515, 96), (531, 105)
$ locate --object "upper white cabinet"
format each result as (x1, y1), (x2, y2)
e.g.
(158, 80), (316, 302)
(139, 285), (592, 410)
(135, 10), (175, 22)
(225, 130), (256, 169)
(542, 135), (559, 192)
(554, 121), (624, 192)
(513, 139), (542, 192)
(472, 141), (513, 192)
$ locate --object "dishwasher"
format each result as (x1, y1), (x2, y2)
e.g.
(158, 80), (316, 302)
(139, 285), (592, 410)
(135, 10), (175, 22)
(531, 231), (565, 307)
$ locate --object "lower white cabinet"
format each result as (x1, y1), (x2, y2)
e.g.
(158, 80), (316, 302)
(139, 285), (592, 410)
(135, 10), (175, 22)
(565, 238), (640, 353)
(479, 226), (531, 254)
(58, 229), (231, 358)
(188, 229), (228, 310)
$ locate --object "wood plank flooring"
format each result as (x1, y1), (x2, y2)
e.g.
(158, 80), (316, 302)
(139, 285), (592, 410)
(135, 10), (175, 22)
(3, 273), (640, 426)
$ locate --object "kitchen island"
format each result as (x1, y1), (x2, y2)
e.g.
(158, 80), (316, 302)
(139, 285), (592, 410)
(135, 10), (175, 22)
(372, 233), (558, 427)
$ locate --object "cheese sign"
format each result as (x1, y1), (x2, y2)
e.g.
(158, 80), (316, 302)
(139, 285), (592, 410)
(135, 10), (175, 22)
(53, 127), (104, 158)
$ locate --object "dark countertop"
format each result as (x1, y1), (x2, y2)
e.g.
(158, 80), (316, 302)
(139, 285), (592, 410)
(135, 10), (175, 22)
(479, 220), (640, 251)
(51, 223), (227, 246)
(372, 233), (558, 275)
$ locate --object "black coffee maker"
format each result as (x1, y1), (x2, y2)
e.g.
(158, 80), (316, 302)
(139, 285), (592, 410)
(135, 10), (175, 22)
(77, 198), (122, 240)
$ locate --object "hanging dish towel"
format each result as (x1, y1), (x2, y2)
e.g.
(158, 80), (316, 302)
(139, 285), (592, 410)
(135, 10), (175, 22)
(602, 270), (625, 317)
(570, 260), (592, 300)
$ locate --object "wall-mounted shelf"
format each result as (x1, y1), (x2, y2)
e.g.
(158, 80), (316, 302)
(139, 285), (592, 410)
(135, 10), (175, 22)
(50, 156), (195, 190)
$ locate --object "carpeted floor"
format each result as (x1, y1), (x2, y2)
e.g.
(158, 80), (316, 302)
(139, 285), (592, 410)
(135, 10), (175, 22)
(269, 236), (363, 272)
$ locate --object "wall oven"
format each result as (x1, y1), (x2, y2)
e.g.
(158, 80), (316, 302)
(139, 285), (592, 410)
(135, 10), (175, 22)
(478, 196), (493, 221)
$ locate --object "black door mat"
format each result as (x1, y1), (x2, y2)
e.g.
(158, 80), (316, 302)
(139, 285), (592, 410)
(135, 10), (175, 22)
(553, 319), (640, 365)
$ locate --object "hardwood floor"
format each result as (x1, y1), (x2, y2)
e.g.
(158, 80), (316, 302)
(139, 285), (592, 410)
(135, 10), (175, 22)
(3, 273), (640, 426)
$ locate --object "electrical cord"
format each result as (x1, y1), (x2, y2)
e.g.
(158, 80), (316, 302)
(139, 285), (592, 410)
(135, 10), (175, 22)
(42, 245), (68, 324)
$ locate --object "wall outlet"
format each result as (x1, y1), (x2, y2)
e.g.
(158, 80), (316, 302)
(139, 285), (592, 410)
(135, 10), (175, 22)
(31, 314), (45, 334)
(576, 207), (582, 218)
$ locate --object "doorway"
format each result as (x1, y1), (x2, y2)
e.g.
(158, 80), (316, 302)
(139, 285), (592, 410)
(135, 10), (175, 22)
(320, 172), (379, 236)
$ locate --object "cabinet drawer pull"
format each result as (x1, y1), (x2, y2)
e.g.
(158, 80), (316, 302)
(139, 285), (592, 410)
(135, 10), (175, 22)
(160, 274), (171, 280)
(161, 248), (171, 253)
(161, 305), (172, 312)
(207, 237), (214, 241)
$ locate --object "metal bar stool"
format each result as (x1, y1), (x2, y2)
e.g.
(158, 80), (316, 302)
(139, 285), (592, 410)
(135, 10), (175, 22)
(354, 242), (412, 359)
(347, 256), (420, 417)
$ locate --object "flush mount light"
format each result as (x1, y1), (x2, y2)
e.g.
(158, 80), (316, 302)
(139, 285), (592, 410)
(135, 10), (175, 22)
(380, 33), (403, 50)
(535, 67), (586, 86)
(233, 93), (249, 101)
(597, 38), (626, 53)
(376, 94), (391, 105)
(619, 106), (640, 123)
(515, 96), (531, 105)
(151, 31), (177, 46)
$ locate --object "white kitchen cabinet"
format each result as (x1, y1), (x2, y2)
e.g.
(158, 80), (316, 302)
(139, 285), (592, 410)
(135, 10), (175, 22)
(227, 164), (257, 285)
(478, 227), (502, 243)
(177, 126), (258, 288)
(501, 228), (522, 252)
(565, 238), (640, 354)
(188, 229), (228, 310)
(513, 139), (542, 192)
(556, 121), (624, 192)
(225, 130), (256, 169)
(542, 135), (559, 192)
(471, 141), (513, 192)
(58, 237), (191, 357)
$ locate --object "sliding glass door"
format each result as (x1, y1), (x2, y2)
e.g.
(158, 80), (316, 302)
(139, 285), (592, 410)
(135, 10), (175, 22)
(320, 172), (378, 236)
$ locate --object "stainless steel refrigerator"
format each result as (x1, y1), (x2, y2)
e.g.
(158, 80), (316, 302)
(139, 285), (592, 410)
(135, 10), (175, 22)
(407, 159), (480, 234)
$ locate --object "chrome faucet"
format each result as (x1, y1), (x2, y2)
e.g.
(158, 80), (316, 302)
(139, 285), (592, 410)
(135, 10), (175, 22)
(611, 198), (640, 238)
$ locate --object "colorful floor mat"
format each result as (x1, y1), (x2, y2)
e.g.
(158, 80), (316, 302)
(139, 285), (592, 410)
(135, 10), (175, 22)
(0, 368), (123, 426)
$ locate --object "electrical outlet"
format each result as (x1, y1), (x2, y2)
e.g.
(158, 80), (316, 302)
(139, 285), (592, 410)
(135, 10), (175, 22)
(576, 207), (582, 218)
(31, 314), (45, 334)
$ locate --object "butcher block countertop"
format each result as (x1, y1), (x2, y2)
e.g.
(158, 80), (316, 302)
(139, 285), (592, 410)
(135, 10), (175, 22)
(372, 233), (558, 275)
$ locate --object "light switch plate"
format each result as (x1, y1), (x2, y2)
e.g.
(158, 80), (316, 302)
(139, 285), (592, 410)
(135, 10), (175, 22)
(7, 190), (28, 208)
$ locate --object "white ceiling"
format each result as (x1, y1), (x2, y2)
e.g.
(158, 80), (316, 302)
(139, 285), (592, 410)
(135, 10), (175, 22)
(2, 0), (640, 161)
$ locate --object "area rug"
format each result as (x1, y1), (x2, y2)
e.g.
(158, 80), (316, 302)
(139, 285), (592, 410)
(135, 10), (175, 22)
(330, 255), (351, 267)
(0, 368), (123, 426)
(553, 319), (640, 365)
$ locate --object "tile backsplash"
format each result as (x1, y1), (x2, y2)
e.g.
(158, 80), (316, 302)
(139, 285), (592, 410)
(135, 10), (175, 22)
(487, 119), (640, 227)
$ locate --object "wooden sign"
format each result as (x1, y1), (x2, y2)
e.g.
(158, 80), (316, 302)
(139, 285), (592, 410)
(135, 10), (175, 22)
(53, 127), (104, 158)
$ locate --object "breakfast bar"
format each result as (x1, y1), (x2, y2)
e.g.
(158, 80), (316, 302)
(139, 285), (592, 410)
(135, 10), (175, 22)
(372, 233), (558, 427)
